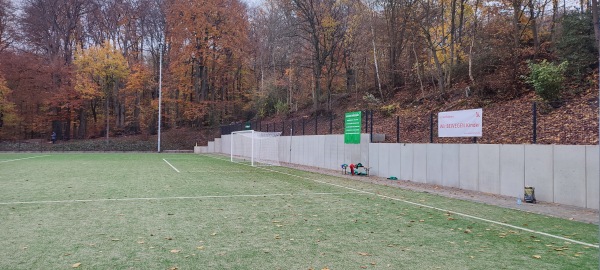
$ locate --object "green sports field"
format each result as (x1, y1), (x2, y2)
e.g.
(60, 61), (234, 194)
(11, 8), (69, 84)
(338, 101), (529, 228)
(0, 153), (597, 269)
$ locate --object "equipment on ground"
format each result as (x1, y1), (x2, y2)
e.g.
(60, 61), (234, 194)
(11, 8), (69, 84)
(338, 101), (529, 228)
(524, 186), (536, 203)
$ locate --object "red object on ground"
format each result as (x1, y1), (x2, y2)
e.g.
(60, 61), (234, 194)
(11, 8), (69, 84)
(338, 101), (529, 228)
(349, 163), (355, 175)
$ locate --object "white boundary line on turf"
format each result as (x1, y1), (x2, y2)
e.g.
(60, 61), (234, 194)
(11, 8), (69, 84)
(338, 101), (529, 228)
(0, 155), (50, 163)
(163, 159), (180, 173)
(0, 192), (365, 205)
(206, 154), (599, 248)
(186, 170), (260, 173)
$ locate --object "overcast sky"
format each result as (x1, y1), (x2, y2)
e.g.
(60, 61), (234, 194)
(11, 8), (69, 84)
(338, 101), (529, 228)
(242, 0), (264, 8)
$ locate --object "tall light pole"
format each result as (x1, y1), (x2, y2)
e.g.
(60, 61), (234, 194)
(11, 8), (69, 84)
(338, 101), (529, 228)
(158, 42), (163, 153)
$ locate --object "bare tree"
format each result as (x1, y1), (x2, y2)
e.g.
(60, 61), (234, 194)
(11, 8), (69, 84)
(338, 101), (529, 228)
(288, 0), (352, 112)
(0, 0), (16, 52)
(21, 0), (93, 64)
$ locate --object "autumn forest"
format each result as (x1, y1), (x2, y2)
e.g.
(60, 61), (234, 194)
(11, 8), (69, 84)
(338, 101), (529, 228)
(0, 0), (598, 145)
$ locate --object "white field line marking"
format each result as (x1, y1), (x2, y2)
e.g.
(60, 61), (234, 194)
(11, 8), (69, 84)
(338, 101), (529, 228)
(208, 155), (370, 195)
(206, 154), (599, 248)
(0, 155), (51, 163)
(0, 192), (364, 205)
(163, 159), (180, 173)
(186, 170), (257, 173)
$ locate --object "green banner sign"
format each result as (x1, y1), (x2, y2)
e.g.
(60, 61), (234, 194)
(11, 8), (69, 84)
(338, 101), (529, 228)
(344, 111), (362, 144)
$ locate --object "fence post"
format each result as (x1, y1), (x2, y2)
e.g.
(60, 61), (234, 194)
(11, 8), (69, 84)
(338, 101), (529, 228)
(396, 115), (400, 143)
(370, 110), (374, 143)
(429, 113), (433, 143)
(532, 102), (537, 144)
(302, 118), (305, 135)
(329, 114), (333, 134)
(365, 110), (369, 133)
(291, 120), (294, 136)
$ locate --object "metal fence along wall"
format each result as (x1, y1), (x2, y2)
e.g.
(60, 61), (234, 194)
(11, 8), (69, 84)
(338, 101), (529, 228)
(198, 135), (599, 210)
(218, 99), (598, 145)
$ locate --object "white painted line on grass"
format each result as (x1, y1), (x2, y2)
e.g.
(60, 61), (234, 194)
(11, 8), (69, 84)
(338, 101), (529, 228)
(205, 154), (599, 248)
(0, 155), (51, 163)
(186, 170), (257, 173)
(377, 193), (598, 248)
(208, 155), (370, 195)
(163, 159), (180, 173)
(0, 192), (365, 205)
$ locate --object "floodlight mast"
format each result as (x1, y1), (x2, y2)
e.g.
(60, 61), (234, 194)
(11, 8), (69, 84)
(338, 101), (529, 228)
(158, 42), (163, 153)
(251, 130), (255, 166)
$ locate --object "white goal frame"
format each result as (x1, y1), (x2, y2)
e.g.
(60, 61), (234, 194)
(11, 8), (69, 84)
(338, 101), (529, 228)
(230, 130), (281, 166)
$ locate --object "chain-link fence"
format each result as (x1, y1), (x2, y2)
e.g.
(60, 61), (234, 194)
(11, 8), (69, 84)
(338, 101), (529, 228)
(221, 99), (598, 145)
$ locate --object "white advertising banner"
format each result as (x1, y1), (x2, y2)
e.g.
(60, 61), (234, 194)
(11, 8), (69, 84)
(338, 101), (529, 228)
(438, 108), (482, 137)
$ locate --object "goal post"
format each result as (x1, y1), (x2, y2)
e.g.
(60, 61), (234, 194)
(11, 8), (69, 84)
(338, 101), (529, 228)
(230, 130), (282, 166)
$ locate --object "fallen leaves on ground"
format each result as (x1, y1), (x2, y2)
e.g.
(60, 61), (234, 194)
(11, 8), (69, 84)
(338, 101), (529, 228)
(72, 263), (81, 268)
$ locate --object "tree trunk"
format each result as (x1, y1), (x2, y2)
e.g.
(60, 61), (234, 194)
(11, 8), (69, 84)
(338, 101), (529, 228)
(469, 0), (481, 85)
(528, 0), (539, 57)
(592, 0), (599, 43)
(512, 0), (523, 81)
(313, 56), (321, 111)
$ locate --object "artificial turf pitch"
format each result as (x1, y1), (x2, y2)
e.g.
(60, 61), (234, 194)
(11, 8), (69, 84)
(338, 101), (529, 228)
(0, 153), (597, 269)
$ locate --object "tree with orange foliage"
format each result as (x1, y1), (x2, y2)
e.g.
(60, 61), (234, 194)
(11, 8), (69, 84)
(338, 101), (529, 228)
(165, 0), (249, 127)
(124, 63), (156, 134)
(0, 73), (17, 139)
(74, 41), (129, 140)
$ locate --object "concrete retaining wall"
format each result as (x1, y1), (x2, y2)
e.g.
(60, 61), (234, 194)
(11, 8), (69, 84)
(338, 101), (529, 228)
(205, 134), (599, 210)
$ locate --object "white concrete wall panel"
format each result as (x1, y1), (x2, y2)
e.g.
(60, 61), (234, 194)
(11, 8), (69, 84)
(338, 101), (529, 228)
(342, 136), (369, 166)
(459, 144), (479, 191)
(337, 135), (346, 169)
(343, 138), (352, 165)
(499, 145), (525, 198)
(368, 143), (379, 176)
(413, 144), (427, 183)
(214, 133), (597, 210)
(524, 145), (554, 203)
(388, 144), (402, 179)
(324, 135), (336, 170)
(442, 144), (460, 188)
(303, 136), (315, 167)
(291, 136), (303, 165)
(400, 144), (413, 181)
(214, 138), (222, 153)
(352, 134), (371, 167)
(315, 135), (326, 168)
(378, 143), (392, 178)
(221, 135), (231, 155)
(426, 144), (443, 185)
(586, 146), (599, 210)
(305, 136), (313, 166)
(478, 144), (500, 194)
(279, 136), (291, 164)
(207, 141), (215, 153)
(554, 145), (586, 208)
